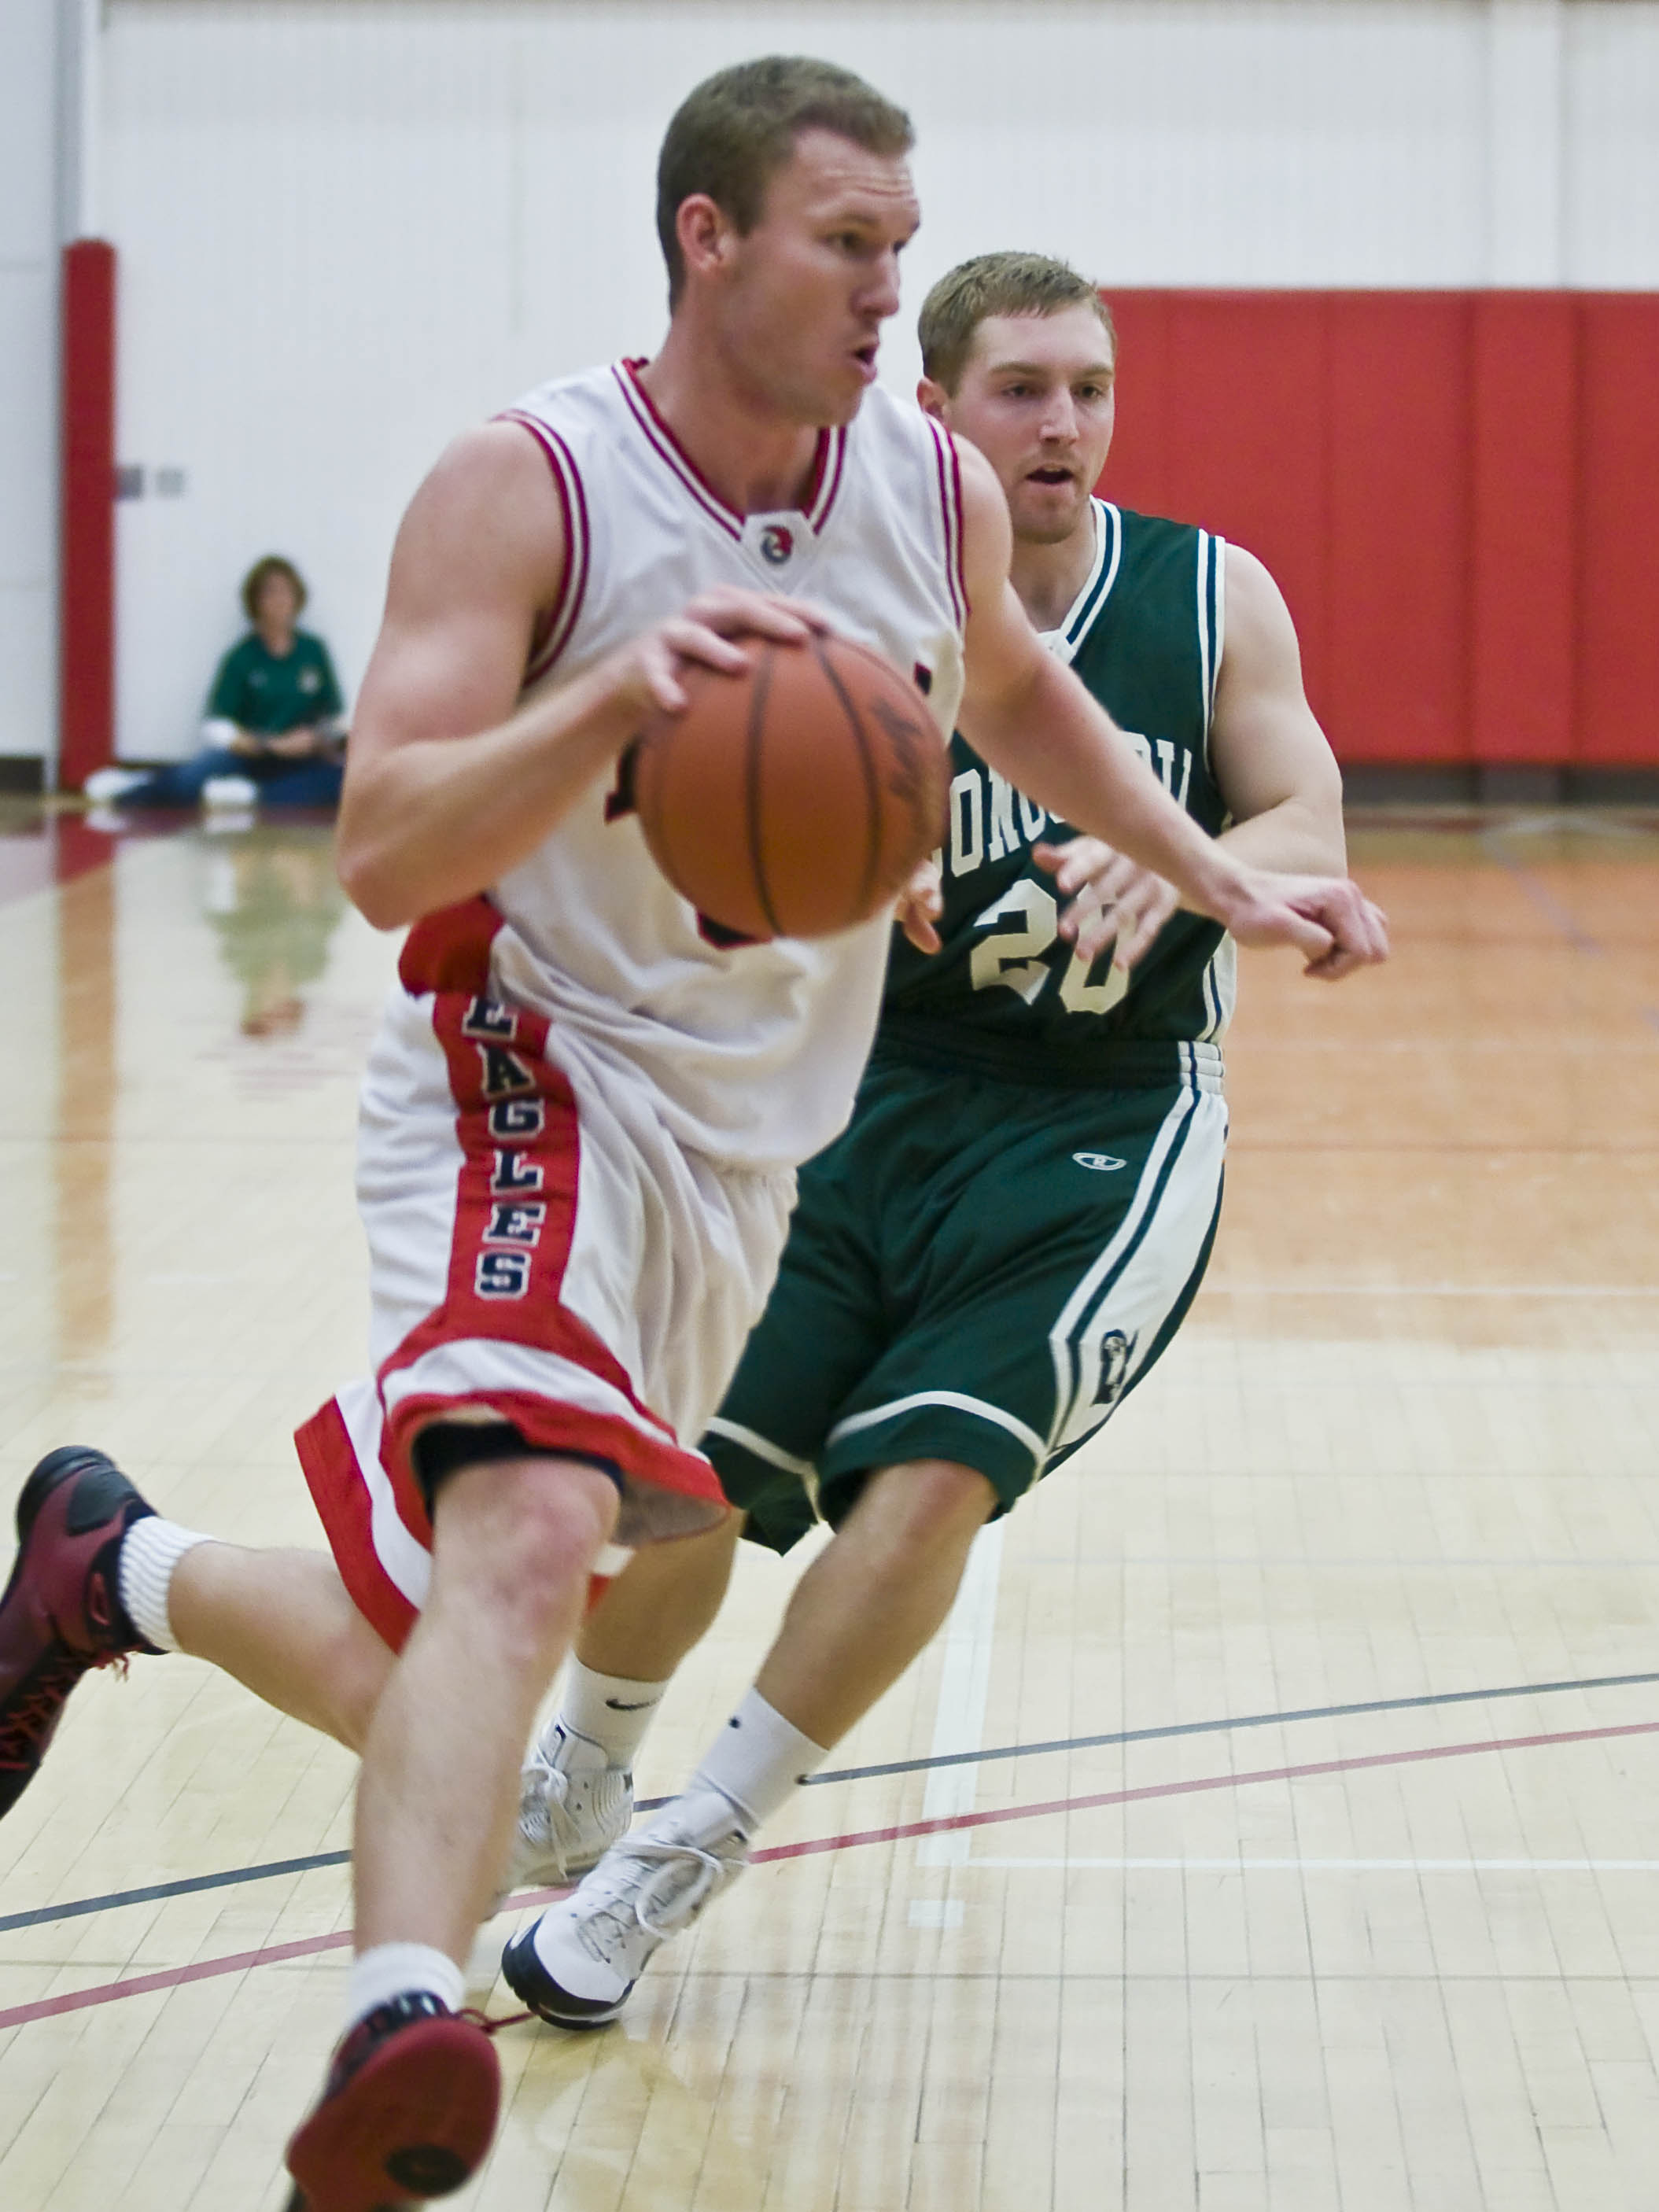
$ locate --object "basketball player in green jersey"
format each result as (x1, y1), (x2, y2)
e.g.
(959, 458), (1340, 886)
(501, 250), (1355, 2025)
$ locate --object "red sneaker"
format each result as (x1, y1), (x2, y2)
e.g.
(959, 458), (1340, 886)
(0, 1446), (159, 1816)
(284, 1993), (501, 2210)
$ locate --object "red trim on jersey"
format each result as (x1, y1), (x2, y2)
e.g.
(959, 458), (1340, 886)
(806, 425), (848, 533)
(614, 358), (839, 546)
(495, 409), (591, 684)
(614, 361), (743, 540)
(398, 894), (504, 998)
(946, 432), (969, 620)
(926, 416), (969, 628)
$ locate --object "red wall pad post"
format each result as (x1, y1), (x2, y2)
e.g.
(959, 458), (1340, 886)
(59, 240), (118, 793)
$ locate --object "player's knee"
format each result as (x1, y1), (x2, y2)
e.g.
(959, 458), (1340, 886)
(855, 1458), (997, 1574)
(320, 1611), (396, 1749)
(435, 1457), (619, 1649)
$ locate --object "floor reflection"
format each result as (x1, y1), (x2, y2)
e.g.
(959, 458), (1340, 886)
(53, 858), (115, 1366)
(195, 820), (348, 1037)
(0, 798), (146, 905)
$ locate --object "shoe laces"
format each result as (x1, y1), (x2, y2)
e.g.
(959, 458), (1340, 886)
(517, 1745), (568, 1847)
(0, 1647), (123, 1768)
(581, 1825), (743, 1948)
(630, 1838), (736, 1937)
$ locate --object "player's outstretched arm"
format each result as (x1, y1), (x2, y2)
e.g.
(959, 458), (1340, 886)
(337, 422), (818, 929)
(1209, 543), (1346, 878)
(951, 438), (1384, 974)
(1204, 543), (1389, 978)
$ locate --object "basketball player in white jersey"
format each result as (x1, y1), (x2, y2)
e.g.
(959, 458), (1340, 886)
(0, 57), (1384, 2210)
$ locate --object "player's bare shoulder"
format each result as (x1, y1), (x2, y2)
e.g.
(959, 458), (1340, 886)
(949, 429), (1016, 587)
(1212, 540), (1309, 688)
(388, 419), (571, 619)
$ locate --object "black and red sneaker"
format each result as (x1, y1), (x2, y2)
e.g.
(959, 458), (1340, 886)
(0, 1446), (160, 1817)
(284, 1992), (501, 2211)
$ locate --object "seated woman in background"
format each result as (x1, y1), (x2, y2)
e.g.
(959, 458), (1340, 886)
(85, 555), (347, 812)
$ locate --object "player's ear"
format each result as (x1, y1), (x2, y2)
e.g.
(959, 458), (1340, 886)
(916, 376), (949, 422)
(676, 194), (735, 286)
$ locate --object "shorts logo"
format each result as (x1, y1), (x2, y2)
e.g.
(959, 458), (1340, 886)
(758, 523), (794, 566)
(1072, 1152), (1126, 1172)
(1093, 1329), (1137, 1410)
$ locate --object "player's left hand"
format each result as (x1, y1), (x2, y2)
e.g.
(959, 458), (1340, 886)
(896, 854), (943, 953)
(1034, 838), (1178, 970)
(1221, 869), (1390, 979)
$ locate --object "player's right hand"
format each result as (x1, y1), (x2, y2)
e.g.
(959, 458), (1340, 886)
(1219, 868), (1389, 979)
(1034, 838), (1178, 970)
(606, 587), (832, 725)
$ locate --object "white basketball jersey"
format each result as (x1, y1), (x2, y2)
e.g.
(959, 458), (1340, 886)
(483, 359), (969, 1171)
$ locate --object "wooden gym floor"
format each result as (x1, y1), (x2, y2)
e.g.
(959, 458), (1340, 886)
(2, 799), (1657, 2211)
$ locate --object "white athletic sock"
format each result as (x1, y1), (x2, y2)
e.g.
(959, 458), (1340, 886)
(116, 1518), (212, 1653)
(345, 1942), (464, 2033)
(691, 1688), (828, 1830)
(549, 1659), (669, 1770)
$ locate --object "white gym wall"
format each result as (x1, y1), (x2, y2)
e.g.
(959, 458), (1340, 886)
(7, 1), (1659, 765)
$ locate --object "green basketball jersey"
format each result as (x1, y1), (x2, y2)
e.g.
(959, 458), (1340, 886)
(879, 500), (1233, 1089)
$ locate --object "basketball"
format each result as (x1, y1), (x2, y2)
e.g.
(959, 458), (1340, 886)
(629, 631), (950, 942)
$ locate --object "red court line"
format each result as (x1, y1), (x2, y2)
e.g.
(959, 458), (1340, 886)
(750, 1714), (1659, 1862)
(5, 1715), (1657, 2034)
(0, 1886), (566, 2034)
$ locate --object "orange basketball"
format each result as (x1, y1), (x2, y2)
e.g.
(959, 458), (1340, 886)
(629, 631), (949, 942)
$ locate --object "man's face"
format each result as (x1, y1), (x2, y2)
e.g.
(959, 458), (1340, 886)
(927, 305), (1116, 544)
(714, 128), (920, 427)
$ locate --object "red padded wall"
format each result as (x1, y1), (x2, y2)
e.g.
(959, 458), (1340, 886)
(1469, 293), (1576, 765)
(1100, 289), (1659, 768)
(1326, 296), (1469, 765)
(1577, 296), (1659, 765)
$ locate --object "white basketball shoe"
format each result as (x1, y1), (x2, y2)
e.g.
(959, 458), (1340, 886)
(507, 1722), (635, 1892)
(201, 774), (260, 810)
(501, 1788), (750, 2026)
(82, 766), (148, 804)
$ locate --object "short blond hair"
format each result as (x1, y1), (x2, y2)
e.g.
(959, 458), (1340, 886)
(920, 252), (1115, 393)
(658, 57), (914, 308)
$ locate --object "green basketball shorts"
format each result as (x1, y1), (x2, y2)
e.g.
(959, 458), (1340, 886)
(702, 1049), (1227, 1554)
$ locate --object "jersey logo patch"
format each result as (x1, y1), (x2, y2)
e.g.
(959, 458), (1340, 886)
(1072, 1152), (1126, 1173)
(758, 523), (794, 566)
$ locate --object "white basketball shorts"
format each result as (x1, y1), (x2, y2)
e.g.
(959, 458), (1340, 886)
(296, 897), (795, 1651)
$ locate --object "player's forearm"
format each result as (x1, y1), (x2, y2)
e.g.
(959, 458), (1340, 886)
(1218, 792), (1346, 879)
(336, 667), (633, 929)
(965, 656), (1245, 923)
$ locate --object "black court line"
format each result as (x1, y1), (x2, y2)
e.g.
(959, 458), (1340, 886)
(5, 1665), (1657, 1936)
(798, 1666), (1659, 1786)
(0, 1848), (352, 1934)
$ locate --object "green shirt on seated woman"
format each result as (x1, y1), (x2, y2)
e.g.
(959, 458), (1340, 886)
(85, 554), (348, 814)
